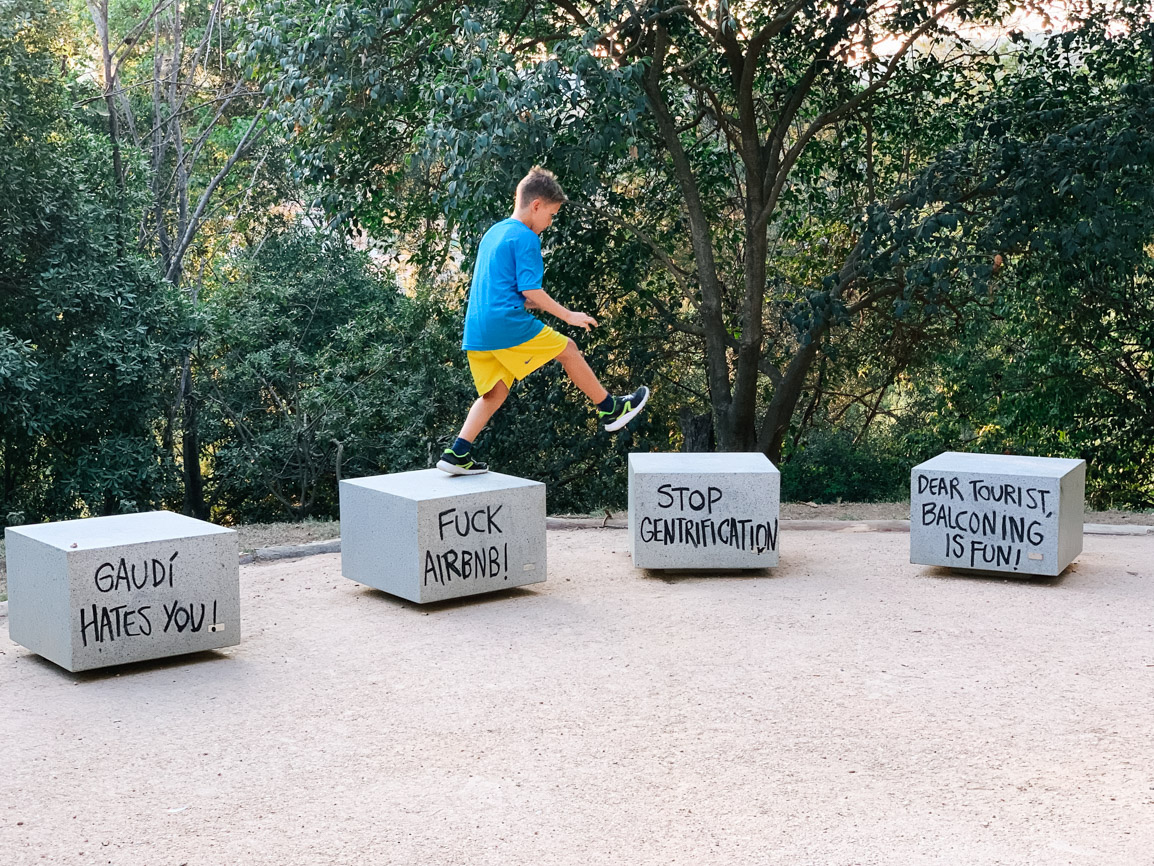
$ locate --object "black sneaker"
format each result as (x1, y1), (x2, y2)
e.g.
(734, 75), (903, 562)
(599, 386), (650, 432)
(436, 448), (489, 476)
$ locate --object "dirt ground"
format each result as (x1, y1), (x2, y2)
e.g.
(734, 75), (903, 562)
(2, 528), (1152, 865)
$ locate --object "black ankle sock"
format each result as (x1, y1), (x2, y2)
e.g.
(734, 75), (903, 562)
(452, 437), (472, 454)
(596, 395), (615, 412)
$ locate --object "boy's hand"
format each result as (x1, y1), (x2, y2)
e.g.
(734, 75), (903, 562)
(564, 310), (598, 331)
(522, 289), (597, 330)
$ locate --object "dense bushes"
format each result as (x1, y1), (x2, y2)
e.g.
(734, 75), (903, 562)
(198, 228), (475, 521)
(0, 0), (189, 521)
(780, 431), (915, 504)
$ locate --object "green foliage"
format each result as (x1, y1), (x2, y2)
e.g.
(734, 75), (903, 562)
(199, 227), (474, 520)
(232, 1), (1154, 510)
(198, 217), (685, 518)
(781, 429), (913, 504)
(887, 20), (1153, 507)
(3, 0), (1152, 525)
(775, 15), (1154, 508)
(239, 0), (1041, 459)
(0, 0), (190, 522)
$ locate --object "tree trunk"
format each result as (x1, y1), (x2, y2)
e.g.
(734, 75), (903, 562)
(679, 408), (715, 453)
(757, 340), (821, 462)
(725, 216), (770, 453)
(179, 359), (207, 519)
(641, 26), (735, 448)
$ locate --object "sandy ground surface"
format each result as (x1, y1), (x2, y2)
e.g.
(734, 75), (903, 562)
(2, 528), (1152, 865)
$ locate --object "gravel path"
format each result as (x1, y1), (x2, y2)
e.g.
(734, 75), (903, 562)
(2, 529), (1152, 865)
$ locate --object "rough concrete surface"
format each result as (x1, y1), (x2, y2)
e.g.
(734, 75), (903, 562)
(629, 452), (780, 569)
(6, 512), (239, 672)
(1, 529), (1152, 866)
(340, 469), (547, 603)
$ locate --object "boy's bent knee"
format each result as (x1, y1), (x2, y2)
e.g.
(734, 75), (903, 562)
(481, 380), (509, 400)
(558, 338), (580, 361)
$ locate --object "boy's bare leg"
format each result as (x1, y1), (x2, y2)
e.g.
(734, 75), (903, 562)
(458, 380), (510, 443)
(556, 339), (609, 404)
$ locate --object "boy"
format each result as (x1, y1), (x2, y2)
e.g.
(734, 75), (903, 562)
(438, 166), (649, 475)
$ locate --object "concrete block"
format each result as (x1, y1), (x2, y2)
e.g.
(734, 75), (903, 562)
(339, 469), (546, 603)
(629, 452), (780, 569)
(5, 511), (239, 672)
(910, 452), (1085, 576)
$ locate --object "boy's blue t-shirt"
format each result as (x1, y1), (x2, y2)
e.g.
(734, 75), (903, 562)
(462, 218), (546, 351)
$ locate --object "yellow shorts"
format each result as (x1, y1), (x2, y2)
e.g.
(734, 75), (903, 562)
(467, 326), (569, 396)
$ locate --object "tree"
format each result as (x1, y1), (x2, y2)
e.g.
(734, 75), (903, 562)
(243, 0), (1090, 458)
(82, 0), (276, 517)
(893, 21), (1154, 507)
(199, 226), (476, 520)
(0, 0), (189, 520)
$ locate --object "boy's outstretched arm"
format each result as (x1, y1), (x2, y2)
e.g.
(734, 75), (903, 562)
(522, 289), (597, 331)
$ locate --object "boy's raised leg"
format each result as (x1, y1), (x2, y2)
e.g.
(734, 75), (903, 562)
(556, 339), (650, 432)
(556, 339), (608, 404)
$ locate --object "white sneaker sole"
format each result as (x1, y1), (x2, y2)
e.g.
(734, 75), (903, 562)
(604, 387), (650, 432)
(436, 460), (489, 476)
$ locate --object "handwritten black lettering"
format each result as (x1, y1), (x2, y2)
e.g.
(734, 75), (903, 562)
(655, 485), (725, 515)
(437, 505), (505, 541)
(423, 543), (510, 585)
(162, 600), (209, 634)
(638, 515), (777, 553)
(93, 550), (179, 594)
(94, 562), (115, 593)
(159, 551), (177, 588)
(78, 603), (155, 647)
(918, 475), (963, 500)
(968, 539), (1015, 569)
(437, 509), (455, 542)
(114, 559), (130, 591)
(918, 471), (1057, 571)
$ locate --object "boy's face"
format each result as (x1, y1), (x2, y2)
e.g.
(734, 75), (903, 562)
(525, 198), (563, 235)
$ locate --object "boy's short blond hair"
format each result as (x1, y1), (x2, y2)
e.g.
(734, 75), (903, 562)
(516, 166), (568, 207)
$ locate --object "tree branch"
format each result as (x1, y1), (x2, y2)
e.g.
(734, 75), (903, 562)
(573, 202), (698, 309)
(640, 22), (733, 412)
(756, 0), (971, 232)
(110, 0), (175, 80)
(550, 0), (591, 29)
(165, 99), (271, 284)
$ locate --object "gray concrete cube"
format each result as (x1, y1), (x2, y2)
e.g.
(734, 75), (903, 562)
(339, 470), (546, 603)
(910, 452), (1085, 576)
(5, 511), (239, 672)
(629, 453), (780, 569)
